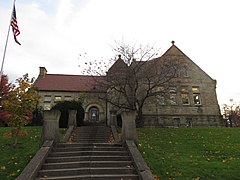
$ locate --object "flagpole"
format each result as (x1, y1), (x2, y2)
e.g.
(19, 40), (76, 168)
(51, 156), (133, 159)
(0, 0), (16, 85)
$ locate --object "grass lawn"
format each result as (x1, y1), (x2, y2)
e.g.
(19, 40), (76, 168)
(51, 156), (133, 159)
(0, 126), (42, 179)
(138, 128), (240, 180)
(1, 127), (239, 179)
(0, 126), (67, 179)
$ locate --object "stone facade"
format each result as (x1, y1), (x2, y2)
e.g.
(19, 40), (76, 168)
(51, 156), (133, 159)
(140, 42), (222, 127)
(34, 42), (222, 127)
(34, 71), (107, 125)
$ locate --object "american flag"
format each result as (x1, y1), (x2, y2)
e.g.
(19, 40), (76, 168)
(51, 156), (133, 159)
(11, 4), (21, 45)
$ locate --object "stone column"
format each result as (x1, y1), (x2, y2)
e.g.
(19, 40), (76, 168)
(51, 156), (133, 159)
(109, 110), (117, 126)
(40, 110), (61, 146)
(121, 110), (137, 144)
(68, 110), (77, 127)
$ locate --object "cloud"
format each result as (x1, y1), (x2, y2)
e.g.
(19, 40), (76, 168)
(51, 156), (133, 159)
(0, 0), (240, 104)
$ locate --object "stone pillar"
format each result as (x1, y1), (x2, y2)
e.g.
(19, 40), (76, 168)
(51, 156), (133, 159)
(68, 110), (77, 127)
(109, 110), (117, 126)
(40, 110), (61, 146)
(121, 110), (137, 144)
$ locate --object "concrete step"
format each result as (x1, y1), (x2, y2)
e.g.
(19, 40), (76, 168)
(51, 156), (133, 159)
(56, 143), (122, 147)
(73, 136), (110, 138)
(38, 167), (137, 177)
(42, 161), (134, 169)
(45, 155), (132, 163)
(35, 126), (139, 179)
(73, 139), (108, 143)
(36, 174), (139, 180)
(52, 146), (126, 152)
(48, 150), (129, 157)
(73, 135), (110, 137)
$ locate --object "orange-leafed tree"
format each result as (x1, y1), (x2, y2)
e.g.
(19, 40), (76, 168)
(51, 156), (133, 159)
(2, 74), (39, 146)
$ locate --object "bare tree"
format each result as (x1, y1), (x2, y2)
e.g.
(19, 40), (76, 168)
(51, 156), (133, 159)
(81, 41), (181, 127)
(107, 41), (183, 127)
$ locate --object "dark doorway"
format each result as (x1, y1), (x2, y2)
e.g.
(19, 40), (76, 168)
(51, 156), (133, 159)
(77, 106), (84, 126)
(117, 114), (122, 128)
(59, 109), (69, 128)
(52, 100), (85, 128)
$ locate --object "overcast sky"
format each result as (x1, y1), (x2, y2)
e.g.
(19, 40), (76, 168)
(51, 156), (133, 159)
(0, 0), (240, 106)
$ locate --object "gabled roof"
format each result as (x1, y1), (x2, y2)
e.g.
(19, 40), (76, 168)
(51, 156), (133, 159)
(34, 42), (215, 93)
(157, 41), (214, 81)
(34, 74), (106, 92)
(108, 55), (128, 73)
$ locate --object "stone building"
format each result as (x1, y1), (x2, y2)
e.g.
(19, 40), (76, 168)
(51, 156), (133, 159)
(34, 68), (107, 125)
(34, 42), (222, 127)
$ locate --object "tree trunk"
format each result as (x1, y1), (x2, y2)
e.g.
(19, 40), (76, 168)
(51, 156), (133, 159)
(12, 127), (20, 147)
(136, 108), (144, 128)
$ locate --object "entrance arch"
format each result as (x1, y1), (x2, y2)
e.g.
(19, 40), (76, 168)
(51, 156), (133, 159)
(84, 103), (105, 124)
(52, 101), (85, 128)
(88, 106), (99, 122)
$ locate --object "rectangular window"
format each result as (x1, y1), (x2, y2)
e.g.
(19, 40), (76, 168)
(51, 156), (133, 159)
(181, 86), (188, 93)
(155, 86), (165, 93)
(157, 93), (165, 105)
(186, 117), (193, 127)
(192, 86), (200, 92)
(169, 86), (177, 93)
(44, 95), (51, 103)
(181, 93), (190, 105)
(54, 96), (62, 102)
(193, 94), (201, 105)
(64, 96), (72, 101)
(43, 103), (51, 110)
(170, 93), (177, 105)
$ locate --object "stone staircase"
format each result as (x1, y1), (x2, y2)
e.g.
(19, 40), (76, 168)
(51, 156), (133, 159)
(36, 126), (139, 179)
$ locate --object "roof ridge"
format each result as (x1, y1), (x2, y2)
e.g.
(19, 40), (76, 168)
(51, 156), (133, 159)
(46, 74), (105, 78)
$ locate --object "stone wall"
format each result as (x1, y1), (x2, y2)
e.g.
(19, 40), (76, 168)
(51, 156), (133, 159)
(142, 115), (223, 128)
(37, 91), (107, 124)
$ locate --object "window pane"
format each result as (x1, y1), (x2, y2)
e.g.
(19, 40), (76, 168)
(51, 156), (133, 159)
(157, 94), (165, 105)
(44, 95), (51, 102)
(181, 87), (188, 93)
(54, 96), (62, 102)
(65, 96), (72, 101)
(43, 103), (51, 110)
(192, 86), (200, 92)
(181, 93), (189, 105)
(170, 93), (177, 105)
(169, 86), (177, 93)
(193, 94), (201, 105)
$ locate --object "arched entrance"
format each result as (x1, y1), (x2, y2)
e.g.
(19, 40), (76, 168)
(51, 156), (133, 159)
(52, 101), (85, 128)
(88, 106), (99, 122)
(84, 103), (105, 125)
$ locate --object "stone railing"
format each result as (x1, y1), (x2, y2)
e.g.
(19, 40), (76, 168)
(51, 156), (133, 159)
(17, 109), (76, 179)
(40, 110), (61, 146)
(110, 110), (154, 180)
(16, 140), (54, 180)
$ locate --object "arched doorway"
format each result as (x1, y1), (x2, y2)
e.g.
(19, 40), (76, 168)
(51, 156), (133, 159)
(88, 106), (99, 122)
(52, 101), (85, 128)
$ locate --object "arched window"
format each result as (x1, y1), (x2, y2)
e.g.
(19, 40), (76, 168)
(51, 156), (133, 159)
(88, 106), (99, 121)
